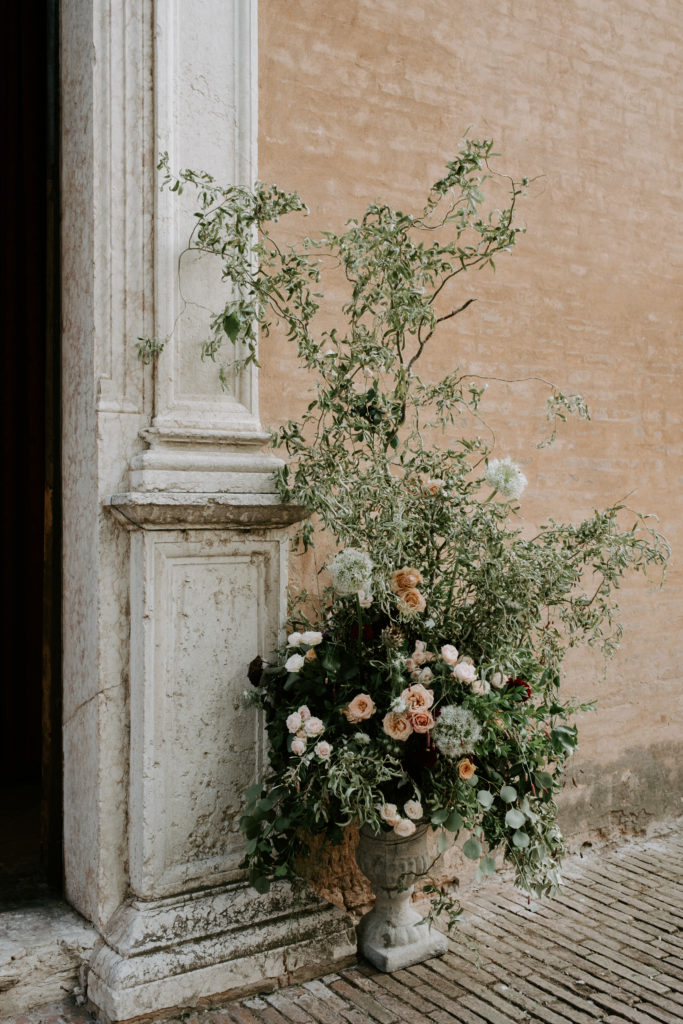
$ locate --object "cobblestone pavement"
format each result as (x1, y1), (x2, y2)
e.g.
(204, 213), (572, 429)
(6, 825), (683, 1024)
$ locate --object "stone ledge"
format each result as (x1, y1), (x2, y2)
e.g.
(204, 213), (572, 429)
(86, 882), (357, 1023)
(0, 900), (97, 1015)
(108, 492), (308, 530)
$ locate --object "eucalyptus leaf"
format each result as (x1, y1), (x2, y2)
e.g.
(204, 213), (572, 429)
(462, 837), (483, 860)
(505, 809), (526, 829)
(512, 831), (530, 849)
(500, 786), (517, 803)
(445, 810), (464, 832)
(477, 790), (494, 809)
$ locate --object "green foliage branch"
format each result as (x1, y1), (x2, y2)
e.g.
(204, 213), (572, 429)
(151, 139), (669, 916)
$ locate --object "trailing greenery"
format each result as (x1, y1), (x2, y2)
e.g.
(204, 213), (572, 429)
(152, 139), (669, 914)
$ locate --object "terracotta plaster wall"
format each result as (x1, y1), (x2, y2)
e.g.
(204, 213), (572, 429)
(257, 0), (683, 847)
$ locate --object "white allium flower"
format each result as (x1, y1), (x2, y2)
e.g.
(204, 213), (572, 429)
(484, 457), (527, 500)
(330, 548), (373, 595)
(287, 631), (303, 647)
(433, 705), (482, 760)
(390, 696), (408, 714)
(355, 731), (371, 745)
(284, 653), (305, 673)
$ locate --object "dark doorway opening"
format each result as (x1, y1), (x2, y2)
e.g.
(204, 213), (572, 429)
(0, 1), (61, 903)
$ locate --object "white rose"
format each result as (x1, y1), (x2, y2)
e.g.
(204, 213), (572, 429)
(471, 678), (491, 696)
(304, 716), (324, 737)
(287, 631), (303, 647)
(291, 737), (306, 756)
(300, 630), (323, 646)
(441, 644), (459, 665)
(315, 741), (333, 759)
(285, 653), (305, 673)
(491, 672), (505, 689)
(380, 803), (401, 826)
(394, 818), (417, 837)
(286, 711), (302, 734)
(403, 800), (423, 821)
(454, 662), (477, 683)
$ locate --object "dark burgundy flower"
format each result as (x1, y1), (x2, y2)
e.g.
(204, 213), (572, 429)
(349, 623), (375, 641)
(507, 676), (532, 701)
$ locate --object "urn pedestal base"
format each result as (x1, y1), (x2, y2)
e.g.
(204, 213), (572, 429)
(355, 826), (448, 972)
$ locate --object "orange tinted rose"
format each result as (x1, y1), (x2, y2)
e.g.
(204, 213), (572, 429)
(344, 693), (376, 723)
(390, 568), (424, 593)
(410, 710), (435, 733)
(457, 758), (476, 780)
(397, 588), (426, 614)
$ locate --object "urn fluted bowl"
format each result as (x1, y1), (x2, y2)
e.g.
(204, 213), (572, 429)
(355, 824), (448, 972)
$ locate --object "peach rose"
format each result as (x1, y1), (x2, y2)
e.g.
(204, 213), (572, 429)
(305, 648), (317, 662)
(401, 683), (434, 711)
(457, 758), (476, 780)
(390, 567), (424, 594)
(441, 644), (459, 666)
(397, 588), (426, 615)
(422, 477), (444, 496)
(394, 818), (417, 837)
(344, 693), (376, 723)
(410, 710), (435, 733)
(383, 711), (414, 741)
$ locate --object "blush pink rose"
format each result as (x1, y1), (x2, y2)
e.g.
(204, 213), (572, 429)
(291, 737), (306, 756)
(380, 802), (401, 826)
(441, 644), (459, 665)
(314, 741), (332, 759)
(394, 819), (417, 837)
(304, 716), (324, 737)
(298, 705), (311, 721)
(286, 712), (302, 734)
(454, 662), (477, 683)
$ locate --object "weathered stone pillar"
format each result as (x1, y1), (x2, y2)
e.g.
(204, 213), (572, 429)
(61, 1), (355, 1020)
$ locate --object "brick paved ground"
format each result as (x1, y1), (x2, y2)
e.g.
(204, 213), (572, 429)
(6, 824), (683, 1024)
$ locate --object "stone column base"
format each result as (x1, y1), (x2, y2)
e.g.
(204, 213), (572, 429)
(86, 881), (357, 1023)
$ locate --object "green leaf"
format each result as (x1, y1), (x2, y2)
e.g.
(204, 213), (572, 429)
(462, 837), (482, 860)
(534, 772), (554, 791)
(445, 810), (464, 832)
(500, 785), (517, 803)
(512, 830), (530, 848)
(223, 312), (241, 341)
(480, 855), (497, 875)
(274, 865), (289, 877)
(505, 809), (526, 829)
(244, 784), (263, 803)
(477, 790), (494, 809)
(245, 837), (258, 854)
(437, 831), (451, 853)
(431, 808), (449, 825)
(251, 876), (271, 894)
(273, 816), (291, 833)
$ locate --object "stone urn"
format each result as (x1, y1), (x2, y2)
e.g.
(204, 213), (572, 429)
(355, 824), (448, 971)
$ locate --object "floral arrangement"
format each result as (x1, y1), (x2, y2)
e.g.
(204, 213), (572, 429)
(151, 139), (668, 910)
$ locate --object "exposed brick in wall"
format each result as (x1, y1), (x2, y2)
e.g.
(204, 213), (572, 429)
(258, 0), (683, 852)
